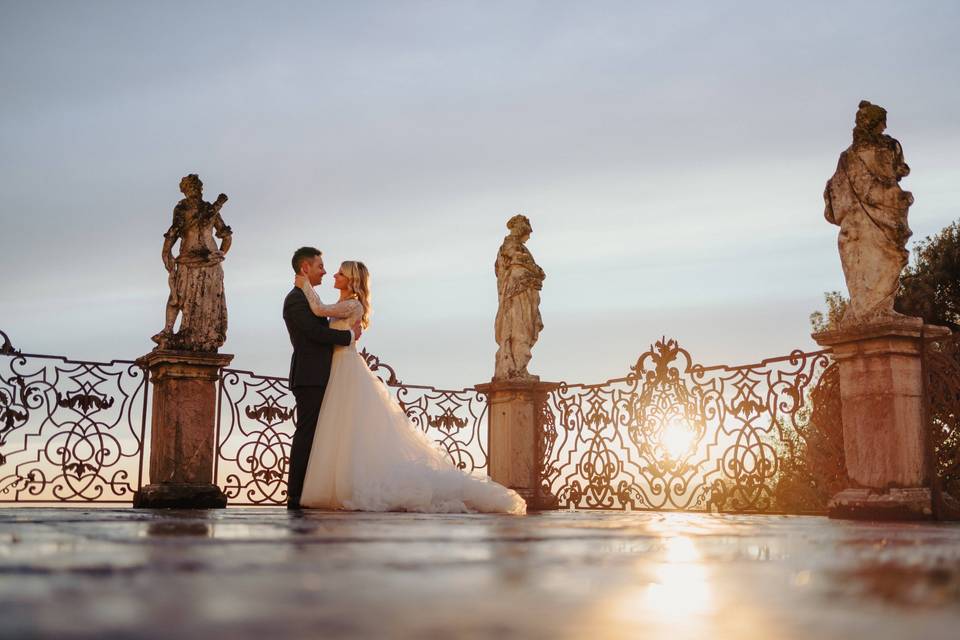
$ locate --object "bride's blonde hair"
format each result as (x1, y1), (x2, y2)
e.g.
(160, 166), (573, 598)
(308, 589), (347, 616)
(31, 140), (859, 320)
(341, 260), (372, 329)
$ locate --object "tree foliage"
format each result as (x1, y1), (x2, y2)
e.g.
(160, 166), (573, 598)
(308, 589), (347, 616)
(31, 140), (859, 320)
(809, 291), (849, 333)
(811, 218), (960, 332)
(895, 220), (960, 331)
(805, 218), (960, 511)
(773, 364), (848, 512)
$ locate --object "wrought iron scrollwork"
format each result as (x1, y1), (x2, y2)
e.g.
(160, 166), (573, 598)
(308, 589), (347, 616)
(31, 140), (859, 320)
(0, 331), (18, 356)
(217, 370), (294, 504)
(543, 338), (835, 512)
(361, 348), (402, 386)
(0, 343), (148, 503)
(216, 353), (489, 505)
(923, 332), (960, 515)
(1, 325), (849, 513)
(395, 385), (487, 473)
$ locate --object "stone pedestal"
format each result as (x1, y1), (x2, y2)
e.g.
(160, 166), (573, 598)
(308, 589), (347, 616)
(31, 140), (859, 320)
(476, 379), (559, 511)
(813, 317), (949, 520)
(133, 350), (233, 509)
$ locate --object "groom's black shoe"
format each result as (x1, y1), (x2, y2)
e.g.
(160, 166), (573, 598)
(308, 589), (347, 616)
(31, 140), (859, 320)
(286, 499), (302, 510)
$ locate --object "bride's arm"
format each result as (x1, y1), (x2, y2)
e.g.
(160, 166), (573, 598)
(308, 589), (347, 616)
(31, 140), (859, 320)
(297, 278), (358, 319)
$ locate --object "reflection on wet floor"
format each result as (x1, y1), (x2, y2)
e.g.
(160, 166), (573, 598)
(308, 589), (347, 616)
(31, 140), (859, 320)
(832, 561), (960, 608)
(145, 521), (211, 538)
(0, 509), (958, 639)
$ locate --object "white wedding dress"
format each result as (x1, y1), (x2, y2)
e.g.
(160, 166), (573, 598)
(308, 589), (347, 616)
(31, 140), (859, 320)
(298, 288), (526, 514)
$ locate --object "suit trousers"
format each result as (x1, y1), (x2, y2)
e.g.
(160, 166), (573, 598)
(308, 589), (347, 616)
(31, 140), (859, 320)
(287, 385), (327, 504)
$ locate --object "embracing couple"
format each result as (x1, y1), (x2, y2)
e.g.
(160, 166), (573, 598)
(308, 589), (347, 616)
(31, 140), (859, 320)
(282, 247), (526, 514)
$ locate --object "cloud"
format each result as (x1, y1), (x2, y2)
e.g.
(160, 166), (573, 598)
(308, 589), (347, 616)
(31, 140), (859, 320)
(2, 1), (959, 386)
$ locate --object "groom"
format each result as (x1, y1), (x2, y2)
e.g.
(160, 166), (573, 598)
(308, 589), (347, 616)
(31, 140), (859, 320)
(283, 246), (360, 509)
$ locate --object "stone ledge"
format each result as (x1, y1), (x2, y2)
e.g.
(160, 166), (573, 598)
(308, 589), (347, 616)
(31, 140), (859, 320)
(813, 317), (949, 348)
(828, 487), (933, 521)
(514, 487), (561, 511)
(136, 349), (235, 369)
(476, 380), (560, 395)
(133, 483), (228, 509)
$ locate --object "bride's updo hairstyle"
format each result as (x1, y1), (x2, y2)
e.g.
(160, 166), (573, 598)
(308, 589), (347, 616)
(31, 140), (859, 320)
(341, 260), (372, 329)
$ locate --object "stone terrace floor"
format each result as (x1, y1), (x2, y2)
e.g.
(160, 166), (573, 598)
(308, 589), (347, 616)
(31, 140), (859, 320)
(1, 508), (959, 639)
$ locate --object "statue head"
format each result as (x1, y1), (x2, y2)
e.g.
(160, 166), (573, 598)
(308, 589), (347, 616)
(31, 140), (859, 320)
(853, 100), (887, 144)
(507, 214), (532, 242)
(179, 174), (203, 199)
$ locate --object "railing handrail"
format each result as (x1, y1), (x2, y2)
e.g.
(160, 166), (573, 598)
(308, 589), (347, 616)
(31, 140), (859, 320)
(553, 346), (831, 391)
(220, 365), (477, 395)
(0, 329), (832, 397)
(0, 350), (140, 368)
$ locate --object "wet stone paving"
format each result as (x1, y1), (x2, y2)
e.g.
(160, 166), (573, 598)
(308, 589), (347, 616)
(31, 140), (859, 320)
(1, 508), (959, 639)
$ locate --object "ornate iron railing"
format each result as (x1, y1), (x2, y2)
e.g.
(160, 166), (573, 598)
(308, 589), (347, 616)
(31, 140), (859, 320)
(922, 331), (960, 519)
(0, 330), (487, 506)
(5, 327), (957, 513)
(0, 331), (149, 503)
(539, 338), (842, 513)
(214, 350), (489, 505)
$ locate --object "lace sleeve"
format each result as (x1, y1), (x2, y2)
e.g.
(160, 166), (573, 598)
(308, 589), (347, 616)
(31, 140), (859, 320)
(300, 283), (360, 319)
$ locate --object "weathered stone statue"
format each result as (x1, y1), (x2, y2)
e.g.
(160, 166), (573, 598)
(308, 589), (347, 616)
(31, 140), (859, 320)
(494, 214), (545, 381)
(480, 215), (557, 509)
(814, 102), (953, 520)
(151, 174), (232, 352)
(824, 100), (914, 326)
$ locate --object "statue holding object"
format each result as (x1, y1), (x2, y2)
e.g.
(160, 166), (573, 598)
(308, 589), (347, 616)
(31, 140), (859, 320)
(151, 174), (232, 352)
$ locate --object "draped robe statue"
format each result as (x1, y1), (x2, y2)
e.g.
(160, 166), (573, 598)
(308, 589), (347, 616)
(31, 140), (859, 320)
(823, 100), (914, 326)
(151, 174), (232, 352)
(494, 215), (545, 381)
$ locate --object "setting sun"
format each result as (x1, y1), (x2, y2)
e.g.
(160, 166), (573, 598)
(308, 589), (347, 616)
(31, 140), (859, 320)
(661, 418), (695, 460)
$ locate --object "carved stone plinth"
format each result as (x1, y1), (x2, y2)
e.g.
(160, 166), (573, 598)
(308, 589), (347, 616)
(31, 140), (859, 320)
(133, 482), (228, 509)
(476, 379), (559, 511)
(828, 487), (933, 520)
(133, 350), (233, 509)
(814, 317), (949, 520)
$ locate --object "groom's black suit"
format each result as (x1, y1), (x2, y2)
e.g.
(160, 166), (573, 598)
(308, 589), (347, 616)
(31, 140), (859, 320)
(282, 286), (353, 507)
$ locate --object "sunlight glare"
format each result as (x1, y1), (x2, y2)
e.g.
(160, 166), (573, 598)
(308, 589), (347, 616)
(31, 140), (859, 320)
(609, 535), (713, 630)
(661, 418), (695, 459)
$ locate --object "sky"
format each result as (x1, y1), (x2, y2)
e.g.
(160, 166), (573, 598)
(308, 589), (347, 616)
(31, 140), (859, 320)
(1, 1), (959, 389)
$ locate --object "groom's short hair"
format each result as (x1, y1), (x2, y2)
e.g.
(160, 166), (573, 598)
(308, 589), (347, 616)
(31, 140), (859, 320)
(292, 246), (322, 273)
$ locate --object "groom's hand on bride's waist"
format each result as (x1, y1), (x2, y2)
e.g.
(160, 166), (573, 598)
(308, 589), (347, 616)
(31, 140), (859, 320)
(352, 320), (363, 342)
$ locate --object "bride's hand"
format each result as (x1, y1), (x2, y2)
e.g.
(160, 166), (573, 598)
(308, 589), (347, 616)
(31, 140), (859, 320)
(294, 274), (307, 288)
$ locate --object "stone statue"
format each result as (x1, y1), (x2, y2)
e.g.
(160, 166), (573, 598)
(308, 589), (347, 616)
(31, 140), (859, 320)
(151, 174), (232, 352)
(494, 214), (545, 381)
(824, 100), (914, 326)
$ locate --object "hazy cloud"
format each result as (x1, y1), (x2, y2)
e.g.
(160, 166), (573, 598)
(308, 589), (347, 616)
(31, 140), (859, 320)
(2, 1), (958, 386)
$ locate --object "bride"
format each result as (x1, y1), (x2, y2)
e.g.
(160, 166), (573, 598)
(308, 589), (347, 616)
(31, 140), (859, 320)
(294, 260), (526, 515)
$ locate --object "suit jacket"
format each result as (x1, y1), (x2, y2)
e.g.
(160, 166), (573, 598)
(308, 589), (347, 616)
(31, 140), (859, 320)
(283, 287), (353, 388)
